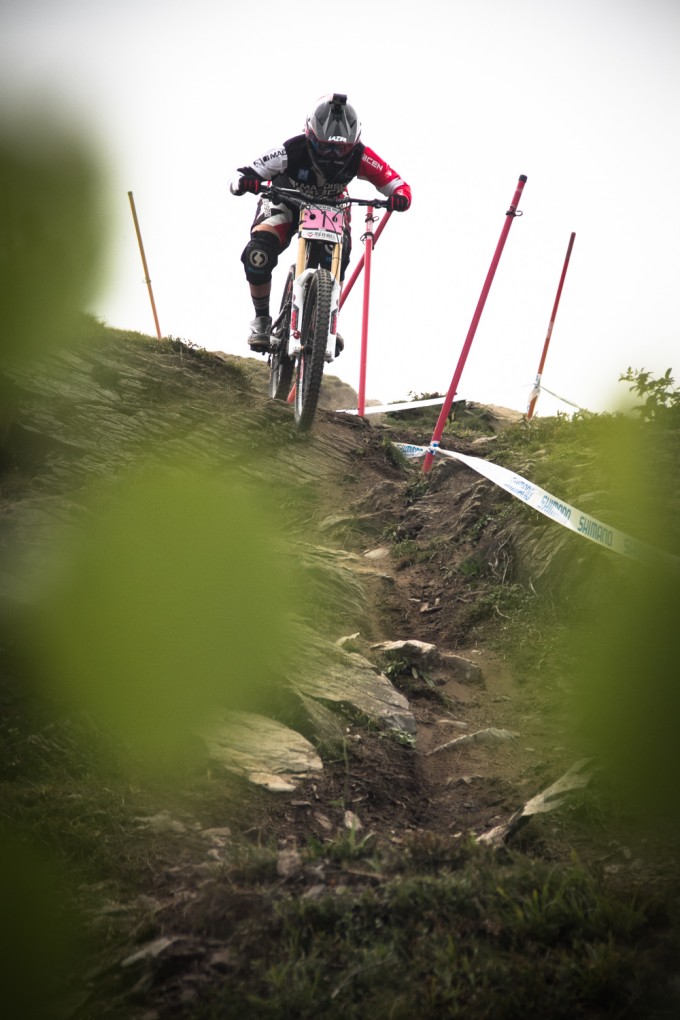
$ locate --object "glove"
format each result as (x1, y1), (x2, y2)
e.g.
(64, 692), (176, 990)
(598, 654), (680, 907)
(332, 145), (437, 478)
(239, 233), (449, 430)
(231, 174), (262, 196)
(387, 187), (411, 212)
(240, 176), (262, 195)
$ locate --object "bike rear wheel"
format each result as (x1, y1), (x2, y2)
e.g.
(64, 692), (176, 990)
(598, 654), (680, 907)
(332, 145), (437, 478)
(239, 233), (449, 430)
(294, 269), (333, 431)
(268, 265), (295, 401)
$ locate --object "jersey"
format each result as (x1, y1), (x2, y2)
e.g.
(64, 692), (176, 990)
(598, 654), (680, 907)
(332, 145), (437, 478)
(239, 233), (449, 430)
(233, 134), (410, 203)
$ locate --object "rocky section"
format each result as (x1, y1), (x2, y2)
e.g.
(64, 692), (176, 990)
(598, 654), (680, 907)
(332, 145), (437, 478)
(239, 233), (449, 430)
(202, 711), (323, 792)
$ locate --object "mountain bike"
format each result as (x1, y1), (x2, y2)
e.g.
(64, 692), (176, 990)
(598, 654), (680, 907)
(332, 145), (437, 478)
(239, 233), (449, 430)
(260, 186), (390, 431)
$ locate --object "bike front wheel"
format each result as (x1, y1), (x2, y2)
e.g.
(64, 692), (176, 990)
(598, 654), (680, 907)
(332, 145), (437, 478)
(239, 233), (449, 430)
(268, 265), (295, 401)
(294, 269), (333, 431)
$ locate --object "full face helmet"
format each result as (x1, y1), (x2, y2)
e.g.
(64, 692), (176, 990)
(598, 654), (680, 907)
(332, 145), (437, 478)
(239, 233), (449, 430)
(305, 93), (361, 175)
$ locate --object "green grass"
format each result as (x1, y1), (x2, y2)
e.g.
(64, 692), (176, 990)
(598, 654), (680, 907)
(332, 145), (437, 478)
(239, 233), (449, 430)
(188, 836), (678, 1019)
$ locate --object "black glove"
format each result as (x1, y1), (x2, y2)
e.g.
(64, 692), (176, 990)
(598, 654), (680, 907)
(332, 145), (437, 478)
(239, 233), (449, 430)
(237, 175), (262, 195)
(387, 188), (410, 212)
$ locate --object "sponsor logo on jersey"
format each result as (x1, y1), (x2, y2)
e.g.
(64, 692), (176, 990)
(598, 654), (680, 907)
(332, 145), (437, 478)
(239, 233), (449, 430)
(361, 153), (385, 172)
(296, 181), (348, 199)
(258, 148), (286, 163)
(297, 168), (309, 181)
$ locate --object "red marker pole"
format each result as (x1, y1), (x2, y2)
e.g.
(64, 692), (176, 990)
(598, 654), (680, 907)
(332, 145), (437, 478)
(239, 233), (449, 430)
(527, 231), (576, 420)
(422, 174), (527, 473)
(357, 207), (376, 417)
(128, 191), (162, 340)
(339, 210), (392, 310)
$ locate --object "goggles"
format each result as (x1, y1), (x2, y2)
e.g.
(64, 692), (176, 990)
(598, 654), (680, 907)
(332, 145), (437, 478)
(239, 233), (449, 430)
(308, 134), (355, 159)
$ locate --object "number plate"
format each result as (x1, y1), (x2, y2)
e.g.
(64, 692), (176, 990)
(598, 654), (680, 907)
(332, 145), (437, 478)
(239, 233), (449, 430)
(299, 206), (345, 243)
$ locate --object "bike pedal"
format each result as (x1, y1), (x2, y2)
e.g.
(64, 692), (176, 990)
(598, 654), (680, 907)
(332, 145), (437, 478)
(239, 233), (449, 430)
(324, 351), (334, 363)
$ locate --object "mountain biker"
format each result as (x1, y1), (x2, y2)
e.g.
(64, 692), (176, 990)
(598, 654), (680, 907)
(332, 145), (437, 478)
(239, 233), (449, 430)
(229, 93), (412, 354)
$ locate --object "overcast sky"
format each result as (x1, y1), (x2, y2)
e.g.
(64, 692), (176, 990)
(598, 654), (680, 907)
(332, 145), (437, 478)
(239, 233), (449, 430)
(2, 0), (678, 416)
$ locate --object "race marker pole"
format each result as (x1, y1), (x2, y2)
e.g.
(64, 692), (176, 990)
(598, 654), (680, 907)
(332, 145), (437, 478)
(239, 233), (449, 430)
(339, 209), (392, 311)
(422, 174), (528, 473)
(128, 191), (162, 340)
(357, 207), (376, 417)
(527, 231), (576, 420)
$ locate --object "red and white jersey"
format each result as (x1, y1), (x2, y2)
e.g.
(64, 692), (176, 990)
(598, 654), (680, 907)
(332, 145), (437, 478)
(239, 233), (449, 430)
(231, 134), (411, 204)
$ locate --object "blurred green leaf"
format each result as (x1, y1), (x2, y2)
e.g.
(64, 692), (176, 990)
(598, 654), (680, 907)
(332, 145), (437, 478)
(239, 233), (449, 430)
(31, 462), (294, 769)
(0, 114), (106, 379)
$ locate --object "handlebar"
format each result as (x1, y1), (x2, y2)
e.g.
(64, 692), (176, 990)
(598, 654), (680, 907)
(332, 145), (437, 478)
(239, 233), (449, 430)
(258, 184), (390, 210)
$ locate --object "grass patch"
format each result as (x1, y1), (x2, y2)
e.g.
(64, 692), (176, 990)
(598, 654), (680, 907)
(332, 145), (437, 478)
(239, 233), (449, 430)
(188, 837), (678, 1019)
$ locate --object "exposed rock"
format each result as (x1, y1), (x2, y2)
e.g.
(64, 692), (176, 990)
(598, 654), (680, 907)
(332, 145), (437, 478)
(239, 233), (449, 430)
(290, 629), (416, 737)
(478, 758), (595, 846)
(363, 546), (391, 560)
(133, 812), (188, 835)
(370, 642), (484, 687)
(344, 809), (363, 831)
(122, 937), (178, 968)
(439, 652), (485, 685)
(276, 849), (303, 878)
(202, 711), (323, 792)
(371, 639), (439, 668)
(427, 727), (519, 756)
(199, 828), (231, 847)
(335, 632), (360, 647)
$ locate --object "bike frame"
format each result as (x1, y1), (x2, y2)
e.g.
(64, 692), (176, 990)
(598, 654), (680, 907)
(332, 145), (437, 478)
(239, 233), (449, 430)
(290, 203), (345, 359)
(261, 186), (390, 428)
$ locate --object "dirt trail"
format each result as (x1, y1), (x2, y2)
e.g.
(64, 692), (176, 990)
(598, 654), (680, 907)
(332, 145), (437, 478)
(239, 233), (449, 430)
(11, 335), (673, 1019)
(247, 404), (568, 853)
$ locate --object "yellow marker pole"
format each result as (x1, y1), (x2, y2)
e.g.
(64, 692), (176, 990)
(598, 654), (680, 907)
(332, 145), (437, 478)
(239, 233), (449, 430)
(127, 191), (162, 340)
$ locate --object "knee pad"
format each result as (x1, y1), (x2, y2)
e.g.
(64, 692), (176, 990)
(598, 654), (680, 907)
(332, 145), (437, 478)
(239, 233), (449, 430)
(241, 232), (280, 284)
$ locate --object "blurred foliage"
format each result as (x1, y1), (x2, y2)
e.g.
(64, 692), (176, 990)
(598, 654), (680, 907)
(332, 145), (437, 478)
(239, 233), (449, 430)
(0, 114), (110, 1012)
(26, 460), (293, 770)
(576, 563), (680, 830)
(0, 112), (107, 384)
(494, 406), (680, 549)
(0, 112), (299, 1006)
(0, 830), (82, 1020)
(490, 384), (680, 832)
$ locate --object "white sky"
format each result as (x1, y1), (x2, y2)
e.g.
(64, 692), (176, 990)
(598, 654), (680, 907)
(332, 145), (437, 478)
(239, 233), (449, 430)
(1, 0), (678, 416)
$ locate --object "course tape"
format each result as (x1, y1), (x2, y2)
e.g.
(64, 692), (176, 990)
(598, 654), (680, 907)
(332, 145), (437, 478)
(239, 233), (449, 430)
(338, 397), (446, 416)
(395, 443), (680, 572)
